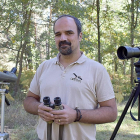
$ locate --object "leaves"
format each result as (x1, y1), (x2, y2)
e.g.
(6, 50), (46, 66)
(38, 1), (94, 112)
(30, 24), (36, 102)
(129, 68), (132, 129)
(20, 68), (35, 91)
(0, 0), (140, 101)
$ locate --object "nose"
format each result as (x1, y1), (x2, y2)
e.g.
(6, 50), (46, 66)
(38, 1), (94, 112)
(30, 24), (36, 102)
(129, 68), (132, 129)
(60, 34), (67, 41)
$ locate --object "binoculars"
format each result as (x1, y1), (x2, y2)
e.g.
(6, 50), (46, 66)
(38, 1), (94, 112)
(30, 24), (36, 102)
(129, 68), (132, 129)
(43, 96), (63, 110)
(43, 96), (63, 124)
(43, 96), (63, 140)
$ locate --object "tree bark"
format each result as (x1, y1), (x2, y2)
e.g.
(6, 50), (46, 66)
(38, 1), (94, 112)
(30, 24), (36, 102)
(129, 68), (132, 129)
(130, 0), (135, 85)
(14, 9), (32, 94)
(97, 0), (101, 63)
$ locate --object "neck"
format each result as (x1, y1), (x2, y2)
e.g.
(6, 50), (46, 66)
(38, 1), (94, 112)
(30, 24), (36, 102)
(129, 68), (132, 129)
(59, 51), (82, 68)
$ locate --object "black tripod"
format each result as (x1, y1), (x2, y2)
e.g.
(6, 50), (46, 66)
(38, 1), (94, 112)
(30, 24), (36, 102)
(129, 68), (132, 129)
(110, 60), (140, 140)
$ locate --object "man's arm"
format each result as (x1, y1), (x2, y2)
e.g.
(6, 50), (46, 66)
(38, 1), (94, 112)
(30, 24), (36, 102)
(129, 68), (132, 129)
(79, 98), (117, 124)
(23, 91), (41, 115)
(23, 91), (54, 122)
(52, 98), (117, 125)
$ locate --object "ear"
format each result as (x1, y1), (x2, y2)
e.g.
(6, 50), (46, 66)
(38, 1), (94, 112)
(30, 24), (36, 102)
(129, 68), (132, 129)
(79, 32), (82, 42)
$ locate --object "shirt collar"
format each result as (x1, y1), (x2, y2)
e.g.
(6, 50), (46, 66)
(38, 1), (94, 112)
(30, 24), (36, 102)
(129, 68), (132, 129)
(55, 52), (87, 65)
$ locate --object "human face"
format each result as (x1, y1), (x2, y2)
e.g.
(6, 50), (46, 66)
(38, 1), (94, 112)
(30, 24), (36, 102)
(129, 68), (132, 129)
(54, 17), (82, 55)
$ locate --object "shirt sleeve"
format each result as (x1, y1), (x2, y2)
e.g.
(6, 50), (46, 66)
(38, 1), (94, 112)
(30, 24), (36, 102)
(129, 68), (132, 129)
(96, 66), (115, 102)
(29, 61), (46, 96)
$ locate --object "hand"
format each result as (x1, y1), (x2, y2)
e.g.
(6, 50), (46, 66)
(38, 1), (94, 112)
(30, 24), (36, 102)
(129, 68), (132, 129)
(38, 103), (54, 122)
(50, 104), (76, 125)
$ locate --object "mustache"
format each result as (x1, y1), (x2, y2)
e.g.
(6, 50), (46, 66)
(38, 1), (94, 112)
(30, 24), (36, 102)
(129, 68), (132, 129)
(59, 41), (71, 47)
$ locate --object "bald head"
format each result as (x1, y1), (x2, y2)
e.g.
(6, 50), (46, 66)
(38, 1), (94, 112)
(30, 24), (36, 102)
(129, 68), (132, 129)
(54, 15), (82, 36)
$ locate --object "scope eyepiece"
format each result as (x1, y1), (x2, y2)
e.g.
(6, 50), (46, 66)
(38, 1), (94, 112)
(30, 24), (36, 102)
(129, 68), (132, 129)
(11, 67), (17, 73)
(0, 67), (17, 82)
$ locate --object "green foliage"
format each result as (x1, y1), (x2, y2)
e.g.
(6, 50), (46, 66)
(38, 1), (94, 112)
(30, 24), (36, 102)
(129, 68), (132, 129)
(0, 0), (140, 94)
(96, 104), (140, 140)
(110, 71), (132, 103)
(0, 0), (140, 138)
(20, 68), (35, 92)
(4, 100), (140, 140)
(4, 100), (38, 139)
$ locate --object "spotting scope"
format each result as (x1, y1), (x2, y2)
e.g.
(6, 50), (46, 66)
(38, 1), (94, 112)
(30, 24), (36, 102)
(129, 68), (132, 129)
(0, 67), (17, 82)
(117, 46), (140, 60)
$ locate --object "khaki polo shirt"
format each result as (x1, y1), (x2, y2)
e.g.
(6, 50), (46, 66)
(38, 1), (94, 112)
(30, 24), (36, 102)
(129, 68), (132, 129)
(29, 53), (115, 140)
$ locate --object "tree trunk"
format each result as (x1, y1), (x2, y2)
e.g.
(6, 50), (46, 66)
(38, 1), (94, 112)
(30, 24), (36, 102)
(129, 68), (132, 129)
(123, 61), (126, 75)
(14, 9), (32, 94)
(46, 5), (52, 60)
(97, 0), (101, 63)
(130, 0), (135, 85)
(114, 56), (118, 72)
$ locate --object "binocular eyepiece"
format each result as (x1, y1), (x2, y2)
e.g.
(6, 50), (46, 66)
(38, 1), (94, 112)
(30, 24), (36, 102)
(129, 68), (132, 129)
(43, 96), (63, 110)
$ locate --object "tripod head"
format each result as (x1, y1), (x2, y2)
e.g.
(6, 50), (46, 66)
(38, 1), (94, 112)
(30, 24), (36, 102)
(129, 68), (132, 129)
(134, 59), (140, 83)
(117, 45), (140, 83)
(0, 67), (17, 106)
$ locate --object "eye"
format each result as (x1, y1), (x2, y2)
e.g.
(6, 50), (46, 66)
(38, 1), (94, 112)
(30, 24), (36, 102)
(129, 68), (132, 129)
(55, 33), (61, 37)
(67, 32), (73, 35)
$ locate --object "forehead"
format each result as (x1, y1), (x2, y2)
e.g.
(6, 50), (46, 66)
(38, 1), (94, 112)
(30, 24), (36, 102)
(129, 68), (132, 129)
(54, 17), (77, 32)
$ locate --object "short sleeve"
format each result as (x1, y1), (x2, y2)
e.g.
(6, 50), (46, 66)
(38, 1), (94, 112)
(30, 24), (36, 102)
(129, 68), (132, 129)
(29, 61), (46, 96)
(96, 67), (115, 102)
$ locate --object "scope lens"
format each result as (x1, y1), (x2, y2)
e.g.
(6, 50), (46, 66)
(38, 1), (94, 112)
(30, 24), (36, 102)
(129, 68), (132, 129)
(122, 48), (127, 58)
(117, 46), (130, 59)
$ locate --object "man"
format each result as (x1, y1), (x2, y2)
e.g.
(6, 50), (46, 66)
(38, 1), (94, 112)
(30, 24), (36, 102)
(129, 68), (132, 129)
(23, 15), (117, 140)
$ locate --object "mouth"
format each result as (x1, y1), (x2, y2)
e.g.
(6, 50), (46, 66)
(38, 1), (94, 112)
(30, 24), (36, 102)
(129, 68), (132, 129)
(58, 41), (72, 55)
(60, 44), (70, 48)
(59, 41), (71, 48)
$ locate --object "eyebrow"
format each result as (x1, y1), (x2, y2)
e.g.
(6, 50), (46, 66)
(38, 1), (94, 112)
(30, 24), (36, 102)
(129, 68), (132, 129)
(55, 30), (74, 35)
(66, 30), (74, 33)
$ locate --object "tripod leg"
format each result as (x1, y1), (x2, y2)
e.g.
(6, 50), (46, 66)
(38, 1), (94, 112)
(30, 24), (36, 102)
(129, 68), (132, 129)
(1, 92), (6, 133)
(110, 88), (136, 140)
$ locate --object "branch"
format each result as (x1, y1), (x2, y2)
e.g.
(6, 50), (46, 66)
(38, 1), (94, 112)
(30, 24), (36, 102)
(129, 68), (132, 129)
(134, 1), (139, 28)
(0, 43), (18, 51)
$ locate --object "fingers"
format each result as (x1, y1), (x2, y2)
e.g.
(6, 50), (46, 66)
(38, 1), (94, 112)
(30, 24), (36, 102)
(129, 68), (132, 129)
(37, 103), (75, 125)
(38, 103), (54, 122)
(39, 111), (54, 122)
(53, 105), (76, 124)
(54, 118), (66, 125)
(52, 110), (70, 125)
(38, 102), (53, 112)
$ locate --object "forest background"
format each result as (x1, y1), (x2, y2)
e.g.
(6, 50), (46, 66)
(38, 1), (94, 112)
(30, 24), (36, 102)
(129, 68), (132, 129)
(0, 0), (140, 139)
